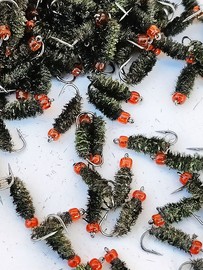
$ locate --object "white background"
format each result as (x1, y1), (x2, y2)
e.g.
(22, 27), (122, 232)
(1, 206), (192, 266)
(0, 4), (203, 270)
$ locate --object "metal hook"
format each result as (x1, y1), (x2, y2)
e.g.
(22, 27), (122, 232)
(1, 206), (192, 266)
(183, 7), (203, 22)
(101, 62), (116, 75)
(182, 36), (192, 46)
(10, 129), (26, 153)
(171, 186), (185, 194)
(57, 75), (76, 84)
(0, 163), (14, 191)
(191, 213), (203, 225)
(140, 230), (163, 256)
(99, 210), (115, 238)
(0, 0), (19, 8)
(50, 36), (78, 49)
(115, 2), (132, 21)
(49, 0), (62, 15)
(178, 261), (192, 270)
(157, 1), (176, 21)
(0, 85), (16, 94)
(119, 57), (133, 83)
(155, 130), (178, 145)
(186, 147), (203, 151)
(58, 82), (80, 97)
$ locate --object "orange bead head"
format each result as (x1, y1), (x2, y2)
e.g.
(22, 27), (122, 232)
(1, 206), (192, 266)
(68, 255), (81, 268)
(172, 92), (187, 105)
(132, 190), (146, 202)
(119, 154), (133, 169)
(28, 36), (42, 52)
(189, 240), (202, 255)
(0, 25), (11, 41)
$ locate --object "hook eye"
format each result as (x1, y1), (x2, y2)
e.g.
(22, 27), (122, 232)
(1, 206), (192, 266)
(182, 36), (192, 46)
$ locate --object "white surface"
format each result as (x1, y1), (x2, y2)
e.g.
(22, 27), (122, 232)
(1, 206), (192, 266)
(0, 19), (203, 270)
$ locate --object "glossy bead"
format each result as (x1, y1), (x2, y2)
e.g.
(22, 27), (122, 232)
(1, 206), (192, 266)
(39, 98), (51, 110)
(25, 217), (39, 228)
(78, 114), (92, 124)
(117, 111), (131, 124)
(89, 258), (102, 270)
(189, 240), (202, 255)
(137, 34), (150, 48)
(104, 249), (118, 263)
(179, 172), (193, 185)
(186, 55), (195, 64)
(152, 214), (165, 227)
(73, 162), (86, 174)
(95, 12), (109, 27)
(128, 91), (141, 104)
(146, 25), (160, 39)
(153, 48), (161, 55)
(95, 62), (106, 72)
(68, 208), (81, 221)
(48, 128), (61, 141)
(132, 190), (146, 202)
(193, 5), (200, 12)
(16, 90), (29, 100)
(28, 36), (42, 52)
(86, 223), (100, 233)
(71, 67), (81, 77)
(89, 154), (102, 165)
(68, 255), (81, 268)
(155, 152), (166, 165)
(0, 25), (11, 40)
(118, 136), (128, 148)
(119, 156), (133, 169)
(34, 94), (47, 101)
(172, 92), (187, 105)
(26, 20), (35, 30)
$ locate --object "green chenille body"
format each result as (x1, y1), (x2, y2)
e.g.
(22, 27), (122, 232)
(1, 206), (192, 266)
(157, 196), (202, 224)
(113, 198), (142, 236)
(189, 41), (203, 66)
(75, 122), (92, 159)
(89, 74), (131, 101)
(182, 0), (199, 9)
(1, 99), (43, 120)
(149, 224), (195, 253)
(126, 51), (157, 85)
(113, 167), (133, 208)
(127, 135), (170, 155)
(175, 64), (199, 96)
(185, 175), (203, 198)
(0, 119), (13, 152)
(85, 189), (103, 223)
(53, 93), (81, 134)
(10, 177), (35, 220)
(190, 259), (203, 270)
(111, 258), (130, 270)
(88, 85), (123, 120)
(91, 115), (105, 156)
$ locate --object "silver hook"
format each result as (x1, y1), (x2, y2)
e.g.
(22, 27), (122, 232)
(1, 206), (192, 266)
(32, 36), (45, 60)
(157, 1), (176, 22)
(155, 130), (178, 145)
(49, 0), (62, 15)
(99, 210), (115, 238)
(171, 186), (185, 194)
(182, 36), (192, 46)
(10, 129), (26, 153)
(50, 36), (78, 49)
(186, 147), (203, 151)
(58, 82), (80, 97)
(0, 163), (15, 191)
(115, 2), (132, 21)
(0, 85), (16, 94)
(140, 230), (163, 256)
(178, 261), (191, 270)
(191, 213), (203, 225)
(183, 7), (203, 22)
(0, 0), (19, 8)
(119, 57), (133, 83)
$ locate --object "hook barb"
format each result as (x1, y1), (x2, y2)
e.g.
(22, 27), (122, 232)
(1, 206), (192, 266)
(140, 230), (163, 256)
(11, 129), (26, 153)
(99, 210), (115, 237)
(156, 130), (178, 145)
(186, 147), (203, 151)
(191, 213), (203, 225)
(0, 163), (15, 191)
(171, 186), (185, 194)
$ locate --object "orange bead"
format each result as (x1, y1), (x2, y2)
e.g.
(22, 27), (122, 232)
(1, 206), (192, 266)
(68, 208), (81, 221)
(28, 36), (42, 52)
(153, 48), (161, 55)
(78, 114), (92, 124)
(68, 255), (81, 268)
(128, 91), (141, 104)
(0, 25), (11, 40)
(179, 172), (193, 185)
(137, 34), (150, 48)
(152, 214), (165, 227)
(118, 136), (129, 148)
(155, 152), (166, 165)
(34, 94), (47, 101)
(16, 90), (29, 100)
(86, 223), (100, 233)
(104, 249), (118, 263)
(71, 67), (81, 77)
(95, 62), (106, 72)
(146, 25), (160, 39)
(89, 154), (102, 165)
(73, 162), (86, 174)
(95, 12), (109, 27)
(117, 111), (131, 124)
(25, 217), (39, 228)
(193, 5), (200, 12)
(26, 20), (35, 30)
(186, 55), (195, 64)
(119, 156), (133, 169)
(172, 92), (187, 105)
(189, 240), (202, 255)
(132, 190), (146, 202)
(89, 258), (102, 270)
(39, 98), (51, 110)
(48, 128), (61, 141)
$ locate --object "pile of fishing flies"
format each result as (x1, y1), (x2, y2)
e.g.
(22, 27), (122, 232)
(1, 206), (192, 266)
(0, 0), (203, 269)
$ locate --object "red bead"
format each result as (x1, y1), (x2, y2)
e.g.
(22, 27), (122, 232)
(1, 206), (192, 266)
(189, 240), (202, 255)
(117, 111), (131, 124)
(152, 214), (165, 227)
(48, 128), (61, 141)
(78, 113), (92, 124)
(193, 5), (200, 12)
(120, 156), (133, 169)
(89, 154), (102, 165)
(73, 162), (86, 174)
(25, 217), (39, 228)
(35, 94), (51, 110)
(155, 152), (166, 165)
(118, 136), (128, 148)
(0, 25), (11, 40)
(179, 172), (193, 185)
(132, 190), (146, 202)
(186, 55), (195, 64)
(86, 223), (100, 234)
(89, 258), (102, 270)
(146, 25), (160, 39)
(137, 34), (150, 49)
(153, 48), (161, 55)
(172, 92), (187, 105)
(16, 90), (29, 100)
(26, 20), (35, 30)
(71, 67), (81, 77)
(68, 208), (81, 221)
(95, 62), (106, 72)
(68, 255), (81, 268)
(28, 36), (42, 52)
(128, 91), (141, 104)
(104, 249), (118, 263)
(95, 12), (109, 27)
